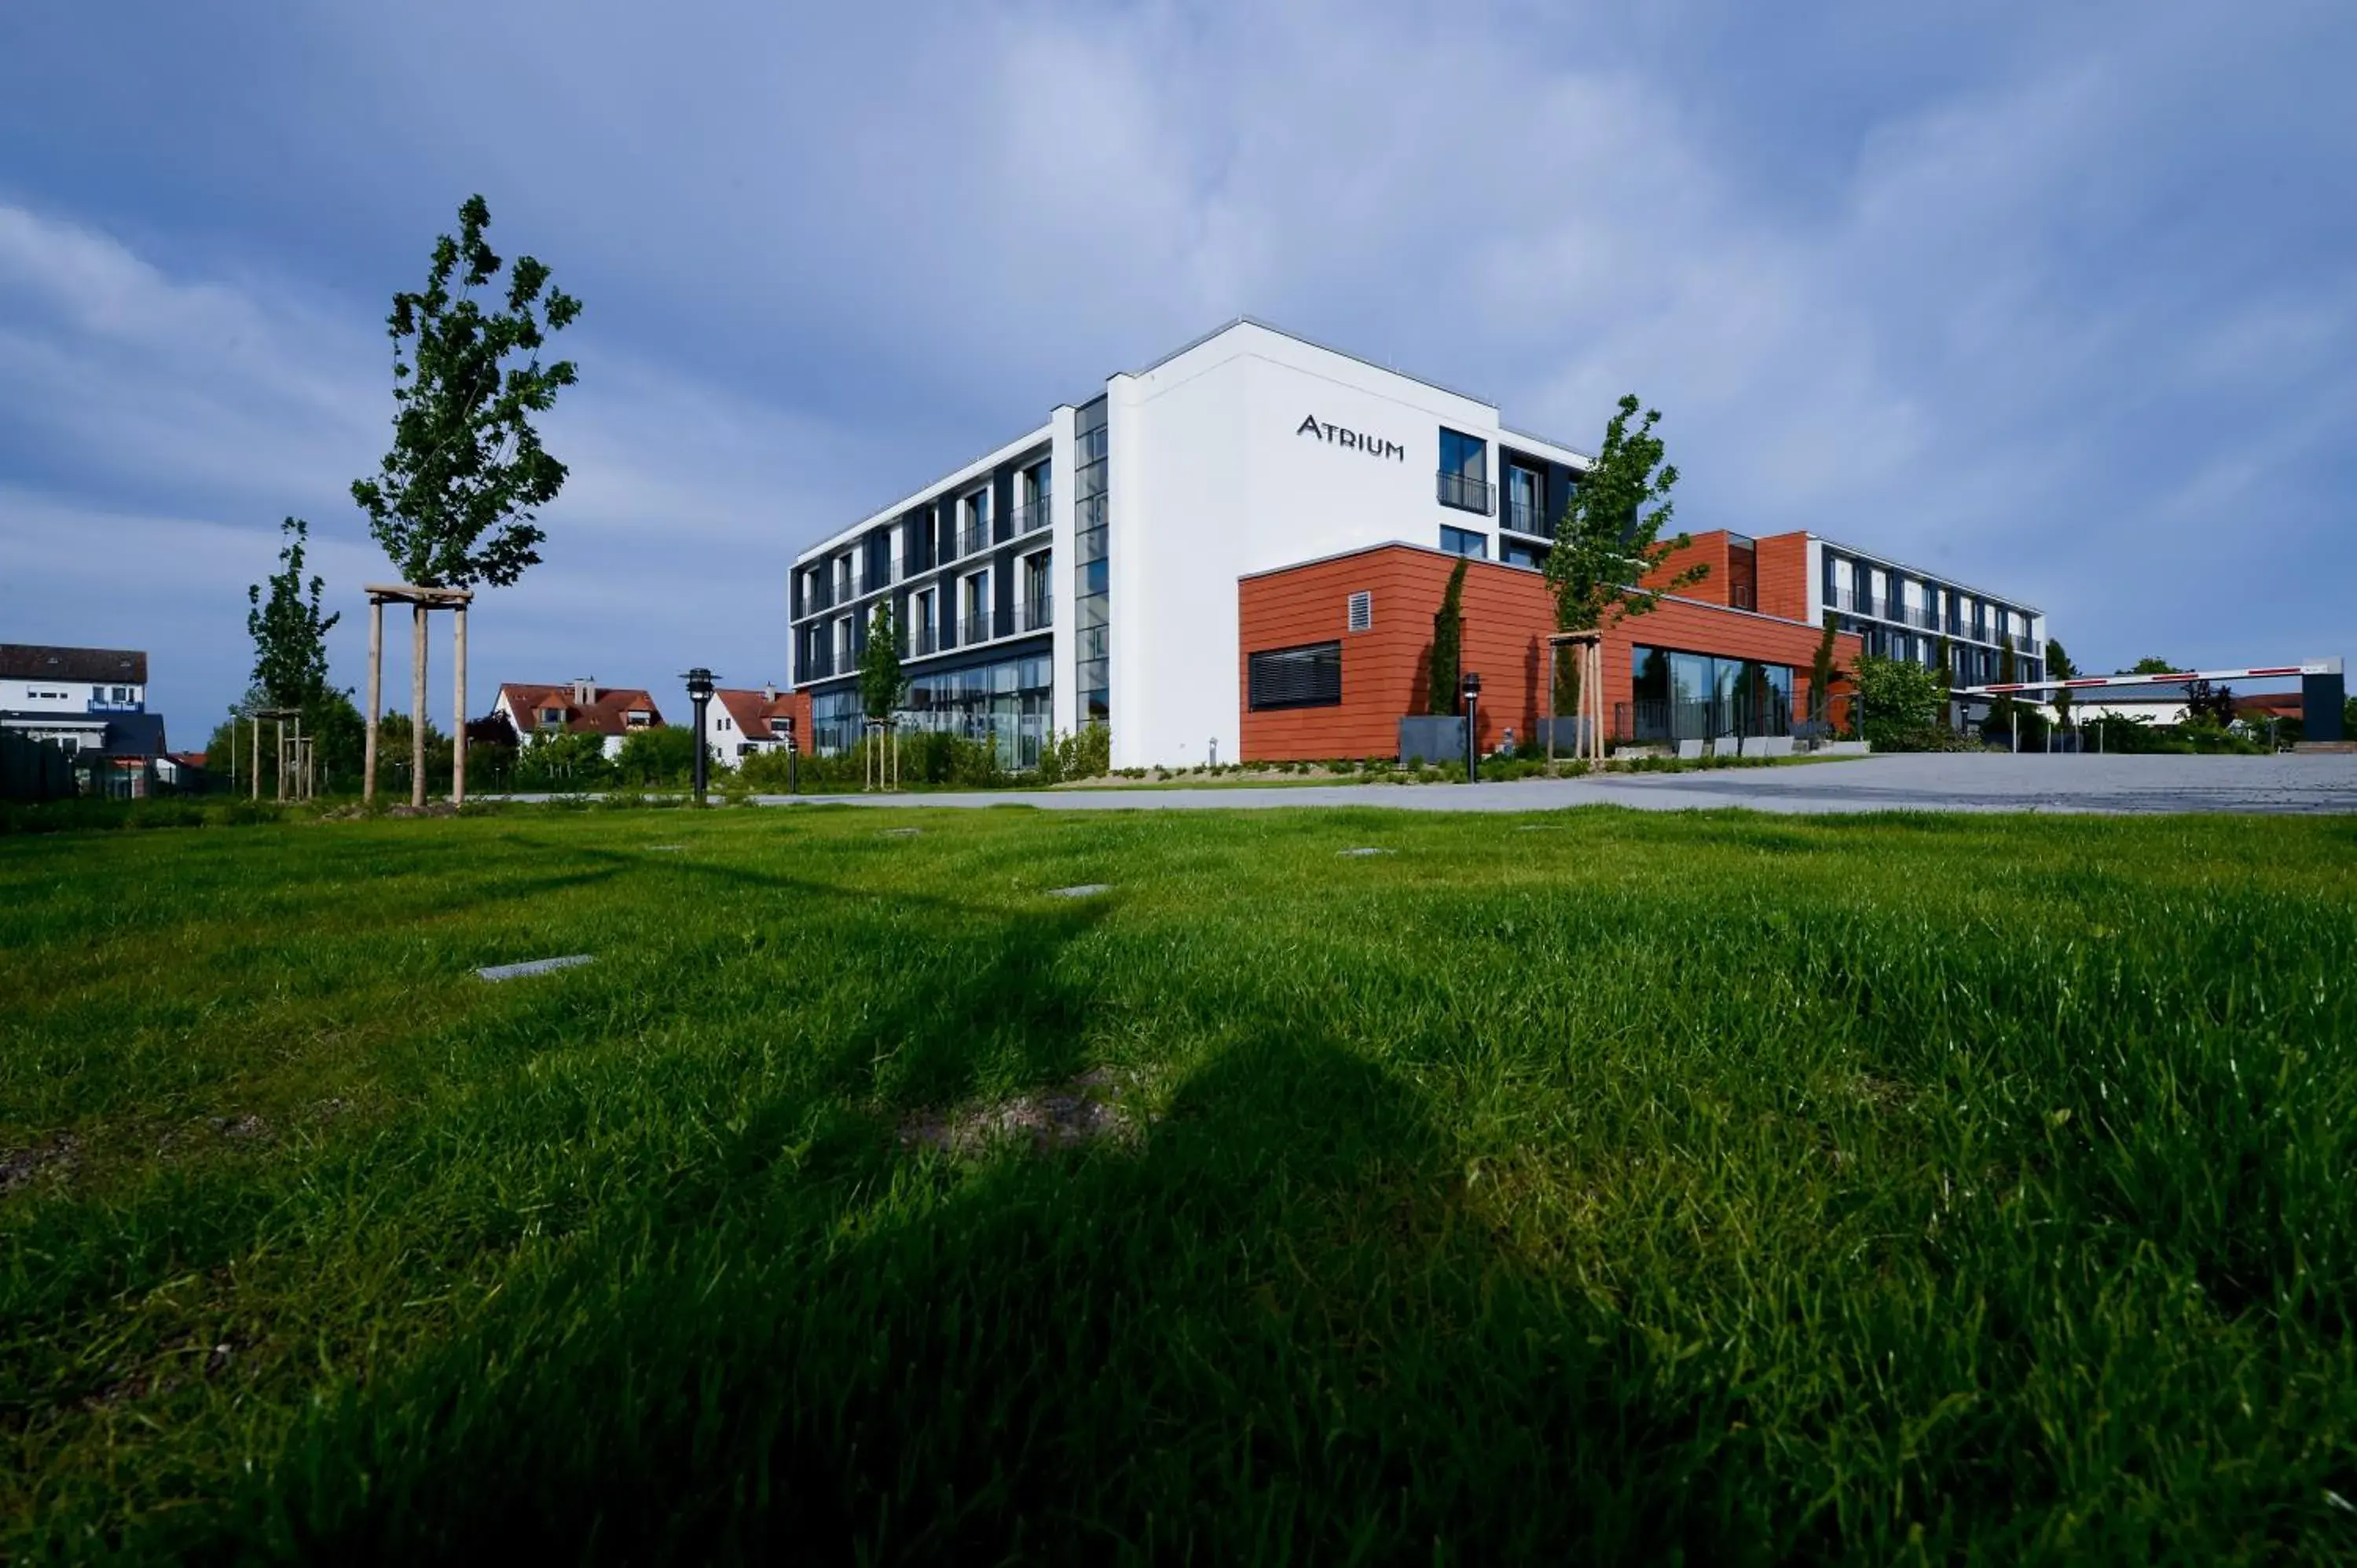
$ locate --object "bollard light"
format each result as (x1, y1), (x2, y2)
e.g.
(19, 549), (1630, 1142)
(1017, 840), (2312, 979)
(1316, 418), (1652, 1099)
(683, 667), (717, 805)
(1460, 672), (1482, 782)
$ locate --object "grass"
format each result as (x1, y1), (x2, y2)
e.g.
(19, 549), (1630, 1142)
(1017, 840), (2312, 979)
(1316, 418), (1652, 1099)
(2, 803), (2355, 1563)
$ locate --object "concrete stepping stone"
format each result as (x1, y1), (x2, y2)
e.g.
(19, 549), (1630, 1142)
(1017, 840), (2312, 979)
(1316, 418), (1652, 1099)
(1337, 847), (1392, 856)
(478, 954), (594, 983)
(1047, 883), (1110, 898)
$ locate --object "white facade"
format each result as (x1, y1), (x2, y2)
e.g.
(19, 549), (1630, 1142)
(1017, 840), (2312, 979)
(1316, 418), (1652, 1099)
(0, 652), (148, 756)
(790, 319), (1593, 768)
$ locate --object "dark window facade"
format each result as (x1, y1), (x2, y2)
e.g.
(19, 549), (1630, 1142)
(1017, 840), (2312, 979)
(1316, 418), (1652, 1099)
(1248, 641), (1343, 711)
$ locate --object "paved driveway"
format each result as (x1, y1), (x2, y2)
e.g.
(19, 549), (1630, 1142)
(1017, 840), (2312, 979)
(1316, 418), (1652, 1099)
(753, 753), (2357, 816)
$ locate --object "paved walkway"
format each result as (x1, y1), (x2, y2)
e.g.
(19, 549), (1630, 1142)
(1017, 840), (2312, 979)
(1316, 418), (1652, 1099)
(752, 753), (2357, 816)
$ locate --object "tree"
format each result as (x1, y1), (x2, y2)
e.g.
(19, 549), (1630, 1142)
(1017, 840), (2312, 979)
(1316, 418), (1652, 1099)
(1428, 559), (1468, 715)
(2184, 679), (2238, 727)
(1851, 654), (1948, 750)
(1986, 642), (2019, 741)
(247, 517), (340, 707)
(860, 602), (905, 722)
(1809, 613), (1840, 726)
(1934, 635), (1955, 731)
(2125, 656), (2183, 676)
(2047, 638), (2080, 728)
(1542, 395), (1705, 639)
(616, 726), (701, 786)
(351, 195), (581, 589)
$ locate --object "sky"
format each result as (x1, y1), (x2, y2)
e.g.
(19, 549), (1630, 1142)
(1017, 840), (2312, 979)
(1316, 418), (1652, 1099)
(2, 0), (2352, 738)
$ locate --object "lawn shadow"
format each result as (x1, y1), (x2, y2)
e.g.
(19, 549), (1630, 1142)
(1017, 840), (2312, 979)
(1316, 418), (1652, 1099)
(197, 1029), (1778, 1565)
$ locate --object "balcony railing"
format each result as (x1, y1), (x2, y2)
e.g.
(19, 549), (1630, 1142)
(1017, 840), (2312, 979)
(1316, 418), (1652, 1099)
(958, 521), (992, 558)
(1502, 498), (1549, 536)
(1437, 470), (1494, 515)
(1014, 597), (1053, 634)
(1615, 698), (1794, 746)
(959, 610), (997, 645)
(801, 647), (835, 682)
(801, 577), (837, 616)
(1013, 496), (1051, 535)
(909, 623), (942, 658)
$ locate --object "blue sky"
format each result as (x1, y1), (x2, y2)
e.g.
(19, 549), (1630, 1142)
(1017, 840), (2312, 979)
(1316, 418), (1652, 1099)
(2, 0), (2352, 737)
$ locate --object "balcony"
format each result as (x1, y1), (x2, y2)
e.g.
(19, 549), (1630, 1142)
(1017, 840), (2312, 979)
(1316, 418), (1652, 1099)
(959, 609), (998, 645)
(1502, 497), (1550, 537)
(908, 622), (942, 658)
(956, 519), (993, 558)
(1013, 496), (1051, 536)
(1437, 471), (1494, 515)
(801, 577), (837, 617)
(800, 647), (835, 682)
(1014, 597), (1054, 634)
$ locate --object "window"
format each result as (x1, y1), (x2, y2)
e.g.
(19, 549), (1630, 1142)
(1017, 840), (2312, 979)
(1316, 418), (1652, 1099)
(1017, 460), (1051, 533)
(1727, 534), (1757, 612)
(1437, 429), (1491, 513)
(1347, 591), (1372, 632)
(1504, 465), (1546, 534)
(1248, 641), (1343, 710)
(539, 706), (563, 727)
(1629, 645), (1795, 742)
(1501, 536), (1548, 570)
(1440, 525), (1488, 559)
(959, 488), (991, 554)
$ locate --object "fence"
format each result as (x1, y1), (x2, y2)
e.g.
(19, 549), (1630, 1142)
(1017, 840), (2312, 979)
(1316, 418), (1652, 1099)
(1615, 698), (1794, 746)
(1, 730), (76, 801)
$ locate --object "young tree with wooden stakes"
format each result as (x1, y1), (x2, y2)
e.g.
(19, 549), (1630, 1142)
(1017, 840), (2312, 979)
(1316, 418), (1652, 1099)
(351, 194), (581, 808)
(242, 517), (341, 799)
(1541, 395), (1704, 761)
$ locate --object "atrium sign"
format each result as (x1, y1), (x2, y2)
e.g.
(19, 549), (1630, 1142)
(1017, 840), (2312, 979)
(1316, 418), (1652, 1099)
(1297, 414), (1405, 462)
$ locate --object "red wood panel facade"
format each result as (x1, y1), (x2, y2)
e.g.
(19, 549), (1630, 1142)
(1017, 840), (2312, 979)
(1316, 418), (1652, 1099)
(1239, 544), (1859, 761)
(1754, 532), (1811, 622)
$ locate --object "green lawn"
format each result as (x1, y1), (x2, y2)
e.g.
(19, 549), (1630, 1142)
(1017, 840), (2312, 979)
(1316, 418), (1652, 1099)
(3, 804), (2354, 1563)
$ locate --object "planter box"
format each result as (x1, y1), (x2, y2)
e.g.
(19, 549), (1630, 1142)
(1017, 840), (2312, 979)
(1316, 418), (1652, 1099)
(1532, 716), (1595, 755)
(1397, 716), (1464, 766)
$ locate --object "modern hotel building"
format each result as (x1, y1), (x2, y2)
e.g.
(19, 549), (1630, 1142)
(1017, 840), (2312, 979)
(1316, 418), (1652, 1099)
(788, 320), (2048, 765)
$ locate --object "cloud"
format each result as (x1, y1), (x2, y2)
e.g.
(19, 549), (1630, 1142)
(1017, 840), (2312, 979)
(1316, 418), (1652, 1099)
(2, 0), (2354, 734)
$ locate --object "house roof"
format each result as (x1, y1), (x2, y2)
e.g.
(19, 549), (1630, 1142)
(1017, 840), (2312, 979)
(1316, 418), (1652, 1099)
(0, 643), (147, 683)
(97, 712), (167, 757)
(497, 682), (666, 737)
(713, 687), (797, 737)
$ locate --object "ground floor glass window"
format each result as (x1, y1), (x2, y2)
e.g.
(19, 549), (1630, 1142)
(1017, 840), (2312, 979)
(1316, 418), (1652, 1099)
(1628, 646), (1794, 742)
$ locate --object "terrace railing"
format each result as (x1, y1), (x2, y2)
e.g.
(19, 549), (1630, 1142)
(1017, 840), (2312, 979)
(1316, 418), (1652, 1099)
(1615, 698), (1795, 746)
(1437, 470), (1495, 515)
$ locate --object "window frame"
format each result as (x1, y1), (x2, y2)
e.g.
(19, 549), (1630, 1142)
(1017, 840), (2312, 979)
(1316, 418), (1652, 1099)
(1247, 640), (1344, 712)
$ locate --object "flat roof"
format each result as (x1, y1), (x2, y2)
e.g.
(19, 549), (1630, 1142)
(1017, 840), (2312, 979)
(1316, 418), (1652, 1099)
(797, 318), (1612, 568)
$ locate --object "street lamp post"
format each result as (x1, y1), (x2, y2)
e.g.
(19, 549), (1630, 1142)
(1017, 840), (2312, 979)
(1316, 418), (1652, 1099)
(684, 667), (716, 806)
(1461, 671), (1482, 783)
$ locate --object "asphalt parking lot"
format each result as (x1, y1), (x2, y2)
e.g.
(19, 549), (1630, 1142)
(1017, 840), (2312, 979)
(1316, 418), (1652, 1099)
(761, 752), (2357, 816)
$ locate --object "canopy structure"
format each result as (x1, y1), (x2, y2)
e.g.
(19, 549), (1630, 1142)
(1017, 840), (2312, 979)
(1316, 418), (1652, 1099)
(1954, 658), (2345, 743)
